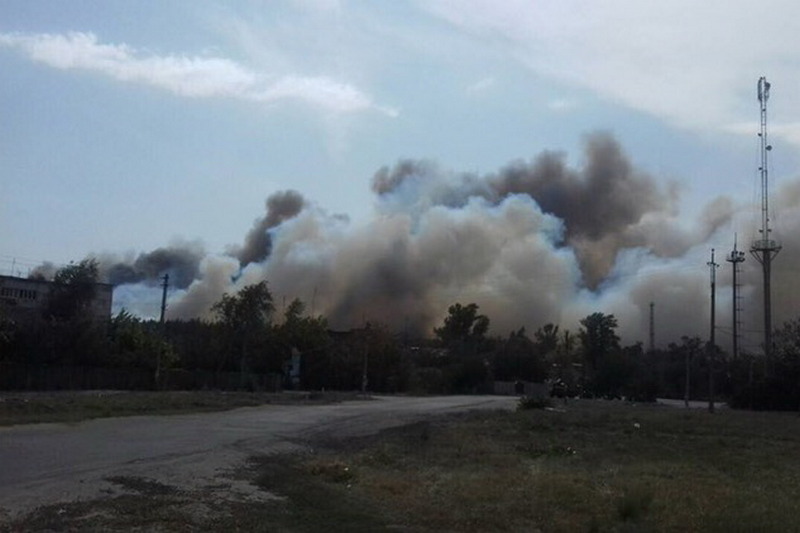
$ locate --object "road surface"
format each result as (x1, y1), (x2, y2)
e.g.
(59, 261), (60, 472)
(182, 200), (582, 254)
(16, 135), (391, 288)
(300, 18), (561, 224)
(0, 395), (515, 517)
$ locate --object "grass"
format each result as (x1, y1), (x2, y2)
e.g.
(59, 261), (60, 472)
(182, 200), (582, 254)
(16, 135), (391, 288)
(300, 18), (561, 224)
(251, 400), (800, 532)
(5, 399), (800, 531)
(0, 390), (363, 426)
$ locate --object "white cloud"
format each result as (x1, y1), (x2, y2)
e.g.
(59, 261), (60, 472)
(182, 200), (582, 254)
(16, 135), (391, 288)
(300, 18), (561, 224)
(0, 31), (395, 116)
(421, 1), (800, 144)
(466, 76), (496, 95)
(547, 98), (577, 112)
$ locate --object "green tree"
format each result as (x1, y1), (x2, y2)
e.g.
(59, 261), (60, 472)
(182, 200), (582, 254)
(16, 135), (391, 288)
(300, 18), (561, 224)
(0, 309), (15, 360)
(494, 328), (548, 383)
(534, 323), (560, 356)
(276, 299), (328, 353)
(729, 319), (800, 410)
(41, 258), (108, 366)
(579, 312), (621, 397)
(273, 298), (329, 383)
(46, 258), (100, 321)
(579, 313), (620, 370)
(434, 302), (490, 355)
(211, 281), (274, 387)
(109, 310), (176, 377)
(360, 323), (409, 393)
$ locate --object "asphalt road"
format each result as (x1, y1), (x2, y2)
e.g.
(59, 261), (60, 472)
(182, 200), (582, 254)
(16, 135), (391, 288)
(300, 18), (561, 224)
(0, 395), (515, 517)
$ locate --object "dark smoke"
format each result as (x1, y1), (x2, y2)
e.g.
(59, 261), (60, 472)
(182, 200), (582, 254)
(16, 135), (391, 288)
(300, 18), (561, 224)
(100, 243), (205, 289)
(492, 134), (664, 240)
(28, 242), (206, 290)
(28, 261), (58, 281)
(233, 190), (306, 267)
(373, 132), (680, 287)
(113, 130), (800, 354)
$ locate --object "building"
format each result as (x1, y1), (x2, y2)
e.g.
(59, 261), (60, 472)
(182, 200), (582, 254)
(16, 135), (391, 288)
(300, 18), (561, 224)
(0, 274), (113, 322)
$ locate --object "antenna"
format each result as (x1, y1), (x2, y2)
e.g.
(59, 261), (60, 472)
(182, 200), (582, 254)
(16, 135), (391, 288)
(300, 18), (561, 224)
(726, 234), (745, 359)
(750, 76), (781, 362)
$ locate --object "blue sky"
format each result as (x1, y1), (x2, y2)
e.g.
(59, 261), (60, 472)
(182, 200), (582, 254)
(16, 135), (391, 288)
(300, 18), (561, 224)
(4, 0), (799, 268)
(3, 1), (800, 344)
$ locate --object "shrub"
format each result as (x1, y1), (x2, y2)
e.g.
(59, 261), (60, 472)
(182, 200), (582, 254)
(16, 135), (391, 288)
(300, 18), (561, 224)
(517, 395), (552, 410)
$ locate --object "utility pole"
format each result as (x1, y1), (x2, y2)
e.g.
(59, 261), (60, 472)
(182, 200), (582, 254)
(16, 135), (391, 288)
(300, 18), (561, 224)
(727, 236), (746, 359)
(750, 77), (781, 365)
(157, 273), (169, 389)
(707, 249), (718, 413)
(159, 274), (169, 324)
(649, 302), (655, 354)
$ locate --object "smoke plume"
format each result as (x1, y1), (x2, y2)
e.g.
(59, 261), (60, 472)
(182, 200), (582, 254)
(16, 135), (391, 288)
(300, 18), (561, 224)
(97, 131), (800, 350)
(98, 242), (205, 289)
(233, 190), (306, 267)
(30, 242), (206, 290)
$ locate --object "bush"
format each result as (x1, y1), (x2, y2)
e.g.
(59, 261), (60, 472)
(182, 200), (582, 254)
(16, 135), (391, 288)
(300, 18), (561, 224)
(517, 395), (552, 410)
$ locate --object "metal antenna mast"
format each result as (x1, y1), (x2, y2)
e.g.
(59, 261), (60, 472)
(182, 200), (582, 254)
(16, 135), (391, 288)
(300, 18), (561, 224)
(750, 76), (781, 361)
(727, 235), (745, 359)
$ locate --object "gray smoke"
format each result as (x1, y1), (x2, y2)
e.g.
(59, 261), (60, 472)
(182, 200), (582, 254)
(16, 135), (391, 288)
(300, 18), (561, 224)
(99, 242), (205, 289)
(372, 133), (694, 287)
(120, 131), (800, 352)
(29, 242), (206, 289)
(28, 261), (58, 281)
(233, 190), (306, 268)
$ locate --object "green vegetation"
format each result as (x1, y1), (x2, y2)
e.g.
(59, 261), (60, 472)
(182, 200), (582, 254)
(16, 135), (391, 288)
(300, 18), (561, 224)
(0, 390), (361, 426)
(255, 400), (800, 532)
(5, 259), (800, 411)
(7, 400), (800, 532)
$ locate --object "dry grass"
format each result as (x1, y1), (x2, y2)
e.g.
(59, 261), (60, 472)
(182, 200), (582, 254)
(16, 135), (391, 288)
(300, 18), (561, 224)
(0, 390), (361, 426)
(253, 401), (800, 532)
(6, 400), (800, 532)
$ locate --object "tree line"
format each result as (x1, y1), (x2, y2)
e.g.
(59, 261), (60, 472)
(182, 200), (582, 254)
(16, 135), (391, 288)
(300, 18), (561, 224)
(2, 259), (800, 410)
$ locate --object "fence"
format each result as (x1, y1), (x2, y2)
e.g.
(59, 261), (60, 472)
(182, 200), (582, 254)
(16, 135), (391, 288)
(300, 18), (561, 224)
(0, 363), (282, 392)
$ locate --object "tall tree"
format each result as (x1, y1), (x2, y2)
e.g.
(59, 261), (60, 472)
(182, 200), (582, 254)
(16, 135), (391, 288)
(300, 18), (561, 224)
(46, 258), (100, 320)
(434, 302), (489, 354)
(534, 323), (560, 355)
(273, 298), (329, 379)
(579, 312), (622, 397)
(579, 312), (620, 371)
(211, 281), (274, 385)
(495, 327), (548, 383)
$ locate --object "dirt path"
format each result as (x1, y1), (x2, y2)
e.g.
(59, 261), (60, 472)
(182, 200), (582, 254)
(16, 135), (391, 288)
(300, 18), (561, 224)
(0, 395), (515, 518)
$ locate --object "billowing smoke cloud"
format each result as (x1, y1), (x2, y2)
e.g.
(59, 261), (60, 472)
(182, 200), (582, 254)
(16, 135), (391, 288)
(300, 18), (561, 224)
(100, 131), (800, 352)
(370, 133), (712, 288)
(232, 190), (307, 268)
(98, 241), (205, 289)
(28, 261), (58, 281)
(31, 242), (206, 290)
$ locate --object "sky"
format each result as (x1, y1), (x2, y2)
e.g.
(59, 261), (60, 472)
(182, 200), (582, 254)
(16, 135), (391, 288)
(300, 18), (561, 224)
(3, 1), (800, 348)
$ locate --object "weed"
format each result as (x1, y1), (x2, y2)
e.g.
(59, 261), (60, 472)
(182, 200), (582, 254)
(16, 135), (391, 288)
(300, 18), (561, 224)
(517, 395), (553, 410)
(303, 459), (355, 483)
(105, 475), (178, 496)
(616, 484), (655, 522)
